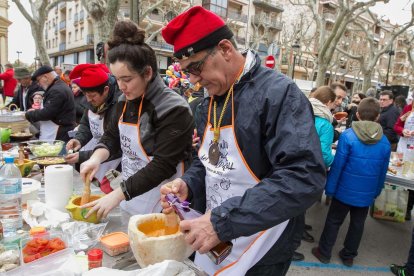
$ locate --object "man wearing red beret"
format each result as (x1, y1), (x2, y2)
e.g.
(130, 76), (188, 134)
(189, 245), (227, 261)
(65, 64), (122, 193)
(160, 6), (326, 275)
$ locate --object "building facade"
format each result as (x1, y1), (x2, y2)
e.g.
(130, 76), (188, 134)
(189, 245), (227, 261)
(45, 1), (94, 66)
(44, 0), (412, 89)
(0, 0), (11, 67)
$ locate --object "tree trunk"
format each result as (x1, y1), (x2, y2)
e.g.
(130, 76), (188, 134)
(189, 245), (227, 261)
(362, 71), (373, 94)
(316, 58), (328, 86)
(32, 25), (50, 66)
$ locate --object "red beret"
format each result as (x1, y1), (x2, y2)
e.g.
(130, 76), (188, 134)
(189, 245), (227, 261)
(162, 6), (233, 59)
(69, 64), (110, 89)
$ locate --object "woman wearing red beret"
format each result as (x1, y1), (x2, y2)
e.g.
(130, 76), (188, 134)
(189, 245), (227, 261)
(80, 21), (193, 219)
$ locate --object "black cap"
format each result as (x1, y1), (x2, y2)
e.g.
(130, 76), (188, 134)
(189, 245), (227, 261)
(31, 65), (53, 81)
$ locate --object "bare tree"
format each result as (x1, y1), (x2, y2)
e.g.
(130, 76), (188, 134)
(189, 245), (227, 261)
(12, 0), (73, 66)
(138, 0), (190, 43)
(289, 0), (390, 87)
(337, 3), (414, 92)
(80, 0), (121, 62)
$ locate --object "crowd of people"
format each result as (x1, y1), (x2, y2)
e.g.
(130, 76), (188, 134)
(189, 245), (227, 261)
(1, 6), (414, 276)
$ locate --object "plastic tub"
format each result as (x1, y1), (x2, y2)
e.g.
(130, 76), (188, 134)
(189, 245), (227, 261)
(20, 231), (67, 264)
(100, 232), (130, 256)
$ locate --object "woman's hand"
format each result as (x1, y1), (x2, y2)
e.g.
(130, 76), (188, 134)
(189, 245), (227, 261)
(81, 187), (125, 219)
(66, 139), (82, 152)
(80, 158), (101, 183)
(160, 178), (189, 214)
(403, 129), (412, 137)
(64, 152), (79, 164)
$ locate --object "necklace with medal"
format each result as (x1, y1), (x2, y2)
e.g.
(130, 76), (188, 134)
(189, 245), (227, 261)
(208, 67), (244, 165)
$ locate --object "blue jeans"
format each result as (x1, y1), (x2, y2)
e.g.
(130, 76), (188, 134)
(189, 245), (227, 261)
(318, 198), (369, 259)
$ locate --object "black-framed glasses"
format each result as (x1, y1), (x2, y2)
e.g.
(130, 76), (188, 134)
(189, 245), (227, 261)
(182, 48), (215, 76)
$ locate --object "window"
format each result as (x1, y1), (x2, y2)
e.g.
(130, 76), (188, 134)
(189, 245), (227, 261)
(75, 30), (78, 41)
(80, 27), (84, 39)
(202, 0), (227, 18)
(69, 8), (72, 19)
(68, 32), (72, 43)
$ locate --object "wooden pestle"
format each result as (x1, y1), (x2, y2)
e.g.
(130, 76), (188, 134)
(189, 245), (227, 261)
(18, 145), (25, 165)
(80, 172), (91, 205)
(164, 212), (179, 235)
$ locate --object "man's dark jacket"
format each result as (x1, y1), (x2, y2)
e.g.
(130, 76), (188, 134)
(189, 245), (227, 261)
(8, 81), (43, 111)
(182, 53), (326, 267)
(76, 75), (122, 163)
(25, 78), (76, 142)
(379, 104), (400, 144)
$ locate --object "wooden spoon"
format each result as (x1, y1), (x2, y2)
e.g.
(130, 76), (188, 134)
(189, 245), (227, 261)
(164, 212), (179, 235)
(80, 172), (91, 206)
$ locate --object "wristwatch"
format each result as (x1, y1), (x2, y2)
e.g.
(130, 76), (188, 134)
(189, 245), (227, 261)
(120, 181), (132, 201)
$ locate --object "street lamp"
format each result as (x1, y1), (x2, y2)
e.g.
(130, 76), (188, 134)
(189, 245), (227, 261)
(385, 46), (395, 86)
(291, 41), (300, 79)
(16, 51), (22, 66)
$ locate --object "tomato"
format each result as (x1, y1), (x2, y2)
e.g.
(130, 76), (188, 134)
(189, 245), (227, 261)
(48, 238), (65, 250)
(23, 245), (39, 255)
(35, 238), (49, 245)
(24, 255), (37, 263)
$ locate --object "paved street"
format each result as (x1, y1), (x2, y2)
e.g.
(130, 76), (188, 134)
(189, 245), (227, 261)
(288, 196), (412, 275)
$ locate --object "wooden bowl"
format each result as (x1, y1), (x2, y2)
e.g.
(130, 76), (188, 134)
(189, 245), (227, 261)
(11, 132), (33, 141)
(333, 112), (348, 120)
(32, 156), (66, 169)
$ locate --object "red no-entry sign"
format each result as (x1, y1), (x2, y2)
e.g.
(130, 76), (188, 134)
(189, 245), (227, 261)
(265, 55), (275, 69)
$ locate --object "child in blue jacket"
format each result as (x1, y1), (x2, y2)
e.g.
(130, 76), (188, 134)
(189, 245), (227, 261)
(312, 97), (391, 267)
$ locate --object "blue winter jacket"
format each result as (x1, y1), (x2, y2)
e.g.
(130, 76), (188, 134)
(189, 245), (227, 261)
(315, 117), (334, 168)
(326, 127), (391, 207)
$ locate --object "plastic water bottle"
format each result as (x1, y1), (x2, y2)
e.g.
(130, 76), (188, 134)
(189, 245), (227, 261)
(0, 156), (23, 238)
(403, 146), (414, 176)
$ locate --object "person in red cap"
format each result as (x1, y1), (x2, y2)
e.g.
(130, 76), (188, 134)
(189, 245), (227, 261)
(159, 6), (326, 276)
(79, 21), (193, 218)
(64, 63), (122, 194)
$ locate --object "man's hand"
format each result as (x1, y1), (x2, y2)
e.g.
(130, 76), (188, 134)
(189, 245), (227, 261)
(160, 178), (188, 214)
(180, 210), (221, 254)
(66, 139), (82, 152)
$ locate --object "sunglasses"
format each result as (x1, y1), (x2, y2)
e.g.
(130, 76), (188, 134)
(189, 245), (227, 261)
(182, 48), (215, 76)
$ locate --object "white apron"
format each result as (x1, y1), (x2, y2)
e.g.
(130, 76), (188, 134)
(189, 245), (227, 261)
(118, 99), (183, 215)
(39, 120), (59, 140)
(397, 112), (414, 154)
(81, 110), (121, 182)
(195, 95), (289, 276)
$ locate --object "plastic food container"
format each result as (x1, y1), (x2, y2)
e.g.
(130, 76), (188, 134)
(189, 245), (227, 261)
(20, 231), (67, 263)
(100, 232), (130, 256)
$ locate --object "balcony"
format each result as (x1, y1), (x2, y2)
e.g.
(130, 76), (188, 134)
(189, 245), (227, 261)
(253, 0), (283, 13)
(373, 33), (380, 41)
(148, 41), (173, 51)
(79, 10), (85, 22)
(252, 15), (283, 31)
(59, 2), (66, 10)
(59, 20), (66, 31)
(148, 12), (163, 22)
(320, 0), (337, 7)
(228, 11), (248, 23)
(74, 13), (79, 25)
(59, 42), (66, 51)
(235, 36), (246, 46)
(86, 34), (94, 44)
(323, 11), (336, 23)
